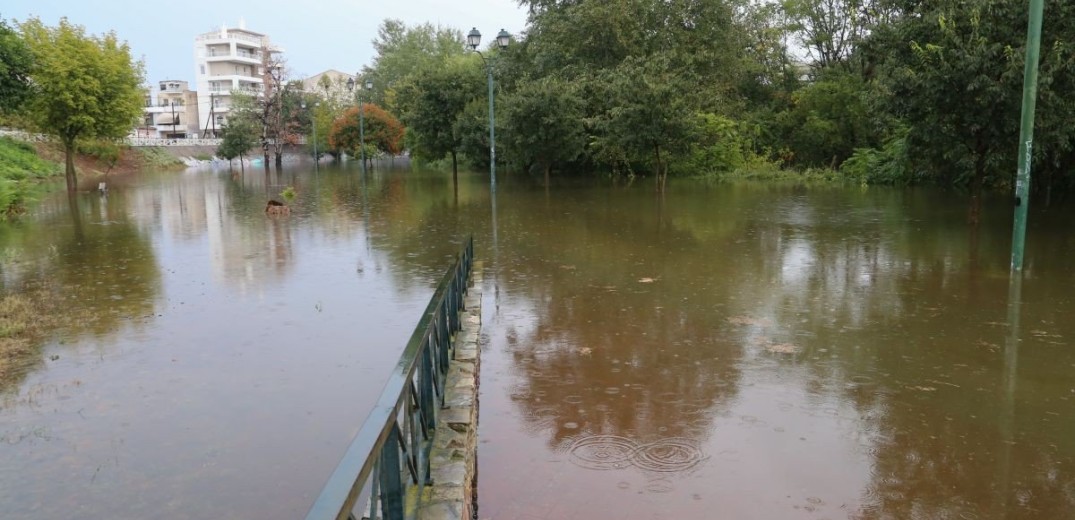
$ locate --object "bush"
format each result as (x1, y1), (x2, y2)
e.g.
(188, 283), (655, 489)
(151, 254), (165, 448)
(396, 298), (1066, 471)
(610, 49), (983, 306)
(679, 114), (747, 175)
(840, 129), (922, 185)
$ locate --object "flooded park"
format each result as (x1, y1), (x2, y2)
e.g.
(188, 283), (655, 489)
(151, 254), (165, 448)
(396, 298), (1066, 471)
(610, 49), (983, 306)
(1, 164), (1074, 519)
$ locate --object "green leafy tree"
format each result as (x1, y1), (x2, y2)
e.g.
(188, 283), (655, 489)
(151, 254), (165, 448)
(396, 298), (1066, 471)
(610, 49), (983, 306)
(19, 17), (144, 191)
(588, 56), (696, 190)
(501, 75), (586, 182)
(361, 20), (465, 112)
(217, 96), (259, 170)
(396, 55), (484, 177)
(778, 72), (876, 167)
(872, 0), (1075, 220)
(0, 17), (32, 116)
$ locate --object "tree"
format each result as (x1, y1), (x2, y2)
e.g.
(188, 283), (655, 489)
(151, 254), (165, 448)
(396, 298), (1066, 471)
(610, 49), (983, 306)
(19, 17), (144, 191)
(588, 56), (696, 190)
(217, 116), (258, 171)
(873, 0), (1057, 221)
(328, 103), (405, 161)
(501, 75), (586, 183)
(0, 17), (32, 116)
(396, 56), (484, 177)
(363, 104), (406, 156)
(361, 19), (465, 112)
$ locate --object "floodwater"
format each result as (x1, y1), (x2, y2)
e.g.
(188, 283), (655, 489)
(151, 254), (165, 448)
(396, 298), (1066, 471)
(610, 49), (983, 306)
(1, 166), (1073, 519)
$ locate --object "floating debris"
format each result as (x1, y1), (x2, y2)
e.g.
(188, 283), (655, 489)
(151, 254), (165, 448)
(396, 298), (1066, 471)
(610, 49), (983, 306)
(765, 343), (800, 354)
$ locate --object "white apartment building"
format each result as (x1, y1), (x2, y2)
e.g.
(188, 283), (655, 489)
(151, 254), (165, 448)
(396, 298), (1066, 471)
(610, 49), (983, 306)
(192, 20), (280, 137)
(138, 80), (200, 138)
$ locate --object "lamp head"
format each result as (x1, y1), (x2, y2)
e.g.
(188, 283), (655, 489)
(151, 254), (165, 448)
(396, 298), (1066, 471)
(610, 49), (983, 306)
(466, 28), (481, 50)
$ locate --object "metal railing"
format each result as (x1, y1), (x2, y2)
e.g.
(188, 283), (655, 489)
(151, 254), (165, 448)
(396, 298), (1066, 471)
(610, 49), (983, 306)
(306, 236), (475, 520)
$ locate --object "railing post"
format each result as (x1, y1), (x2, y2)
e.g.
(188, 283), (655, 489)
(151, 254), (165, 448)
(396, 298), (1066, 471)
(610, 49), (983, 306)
(378, 425), (404, 519)
(420, 345), (436, 431)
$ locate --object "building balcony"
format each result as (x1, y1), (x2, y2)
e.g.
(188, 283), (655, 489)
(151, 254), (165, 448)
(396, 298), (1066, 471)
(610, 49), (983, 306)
(145, 105), (187, 114)
(206, 52), (262, 65)
(196, 32), (264, 46)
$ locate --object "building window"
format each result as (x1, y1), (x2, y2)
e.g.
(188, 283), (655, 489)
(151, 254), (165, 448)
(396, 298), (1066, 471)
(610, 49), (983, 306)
(200, 65), (206, 75)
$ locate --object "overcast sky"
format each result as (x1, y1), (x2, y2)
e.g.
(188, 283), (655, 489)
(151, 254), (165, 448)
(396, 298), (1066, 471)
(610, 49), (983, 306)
(3, 0), (530, 85)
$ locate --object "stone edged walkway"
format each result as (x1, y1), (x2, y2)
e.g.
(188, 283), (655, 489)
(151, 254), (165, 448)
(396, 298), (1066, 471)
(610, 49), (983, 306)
(416, 261), (483, 520)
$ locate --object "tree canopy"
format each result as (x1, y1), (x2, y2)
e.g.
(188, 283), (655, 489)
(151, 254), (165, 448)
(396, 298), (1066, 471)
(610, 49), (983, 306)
(18, 17), (144, 191)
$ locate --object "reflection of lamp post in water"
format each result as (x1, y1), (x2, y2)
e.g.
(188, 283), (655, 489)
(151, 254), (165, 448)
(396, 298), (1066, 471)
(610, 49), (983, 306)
(346, 77), (374, 175)
(465, 28), (511, 194)
(997, 274), (1023, 513)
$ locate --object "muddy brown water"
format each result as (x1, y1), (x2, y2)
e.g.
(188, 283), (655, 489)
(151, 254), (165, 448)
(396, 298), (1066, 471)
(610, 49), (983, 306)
(1, 166), (1074, 519)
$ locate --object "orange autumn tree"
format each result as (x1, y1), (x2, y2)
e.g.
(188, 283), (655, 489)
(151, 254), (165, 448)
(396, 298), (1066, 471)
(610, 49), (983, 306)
(328, 103), (405, 159)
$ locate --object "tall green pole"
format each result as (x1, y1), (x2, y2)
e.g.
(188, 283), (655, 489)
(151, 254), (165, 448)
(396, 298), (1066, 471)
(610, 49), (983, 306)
(487, 65), (496, 194)
(359, 99), (367, 176)
(1010, 0), (1046, 272)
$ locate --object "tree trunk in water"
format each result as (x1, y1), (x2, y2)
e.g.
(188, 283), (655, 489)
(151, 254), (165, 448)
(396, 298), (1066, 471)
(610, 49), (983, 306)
(451, 151), (458, 179)
(654, 144), (665, 193)
(67, 189), (84, 241)
(969, 140), (985, 226)
(275, 152), (283, 168)
(64, 139), (78, 192)
(544, 163), (551, 187)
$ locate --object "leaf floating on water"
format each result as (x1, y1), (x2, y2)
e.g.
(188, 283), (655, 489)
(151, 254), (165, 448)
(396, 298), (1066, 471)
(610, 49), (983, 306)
(638, 277), (657, 283)
(765, 343), (800, 354)
(559, 264), (577, 270)
(579, 347), (592, 356)
(727, 315), (771, 326)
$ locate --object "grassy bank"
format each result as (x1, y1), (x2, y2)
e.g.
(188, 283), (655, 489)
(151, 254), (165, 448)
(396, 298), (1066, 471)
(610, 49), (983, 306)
(0, 136), (191, 218)
(0, 137), (61, 216)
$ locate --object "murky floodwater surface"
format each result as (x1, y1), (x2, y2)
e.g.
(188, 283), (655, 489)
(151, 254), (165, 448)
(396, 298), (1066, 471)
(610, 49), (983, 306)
(2, 166), (1073, 519)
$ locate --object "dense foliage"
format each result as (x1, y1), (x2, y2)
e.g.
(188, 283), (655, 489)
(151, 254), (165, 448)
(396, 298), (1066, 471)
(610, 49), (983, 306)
(356, 1), (1075, 202)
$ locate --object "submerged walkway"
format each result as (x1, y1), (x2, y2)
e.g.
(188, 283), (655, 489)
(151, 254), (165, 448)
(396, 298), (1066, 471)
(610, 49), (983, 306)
(415, 261), (483, 520)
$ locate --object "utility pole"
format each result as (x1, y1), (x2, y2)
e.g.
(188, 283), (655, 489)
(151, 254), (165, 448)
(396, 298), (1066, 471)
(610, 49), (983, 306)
(1010, 0), (1045, 272)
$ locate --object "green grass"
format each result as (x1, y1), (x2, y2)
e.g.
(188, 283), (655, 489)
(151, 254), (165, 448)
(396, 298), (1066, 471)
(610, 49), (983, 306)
(133, 147), (185, 168)
(0, 137), (58, 181)
(0, 137), (61, 216)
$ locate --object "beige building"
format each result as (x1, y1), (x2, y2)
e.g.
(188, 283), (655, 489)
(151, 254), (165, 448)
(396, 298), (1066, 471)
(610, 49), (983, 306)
(139, 80), (200, 138)
(193, 20), (281, 137)
(302, 69), (355, 104)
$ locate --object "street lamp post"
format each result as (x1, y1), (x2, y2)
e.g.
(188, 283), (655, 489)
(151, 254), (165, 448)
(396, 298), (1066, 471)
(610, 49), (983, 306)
(347, 77), (374, 175)
(301, 100), (321, 171)
(466, 28), (511, 193)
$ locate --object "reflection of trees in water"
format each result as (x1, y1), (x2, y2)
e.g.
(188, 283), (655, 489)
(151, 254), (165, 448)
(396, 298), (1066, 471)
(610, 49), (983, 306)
(728, 190), (1075, 517)
(486, 186), (754, 448)
(1, 192), (160, 392)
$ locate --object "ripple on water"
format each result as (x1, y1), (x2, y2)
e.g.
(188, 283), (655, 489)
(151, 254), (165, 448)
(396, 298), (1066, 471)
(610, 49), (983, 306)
(563, 395), (583, 404)
(643, 478), (675, 493)
(568, 435), (639, 471)
(655, 392), (681, 404)
(631, 438), (706, 473)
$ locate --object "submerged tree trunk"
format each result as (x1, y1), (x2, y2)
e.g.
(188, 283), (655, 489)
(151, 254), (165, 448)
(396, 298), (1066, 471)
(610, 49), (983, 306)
(64, 138), (78, 192)
(968, 138), (986, 226)
(275, 152), (283, 168)
(451, 150), (458, 180)
(544, 163), (551, 186)
(654, 144), (666, 193)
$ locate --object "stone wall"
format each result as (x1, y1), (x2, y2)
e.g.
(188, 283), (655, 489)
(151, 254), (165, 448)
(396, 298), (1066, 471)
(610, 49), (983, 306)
(417, 262), (483, 520)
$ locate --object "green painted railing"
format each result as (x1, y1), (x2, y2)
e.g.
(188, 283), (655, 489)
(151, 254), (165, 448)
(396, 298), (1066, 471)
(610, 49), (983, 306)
(305, 236), (474, 520)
